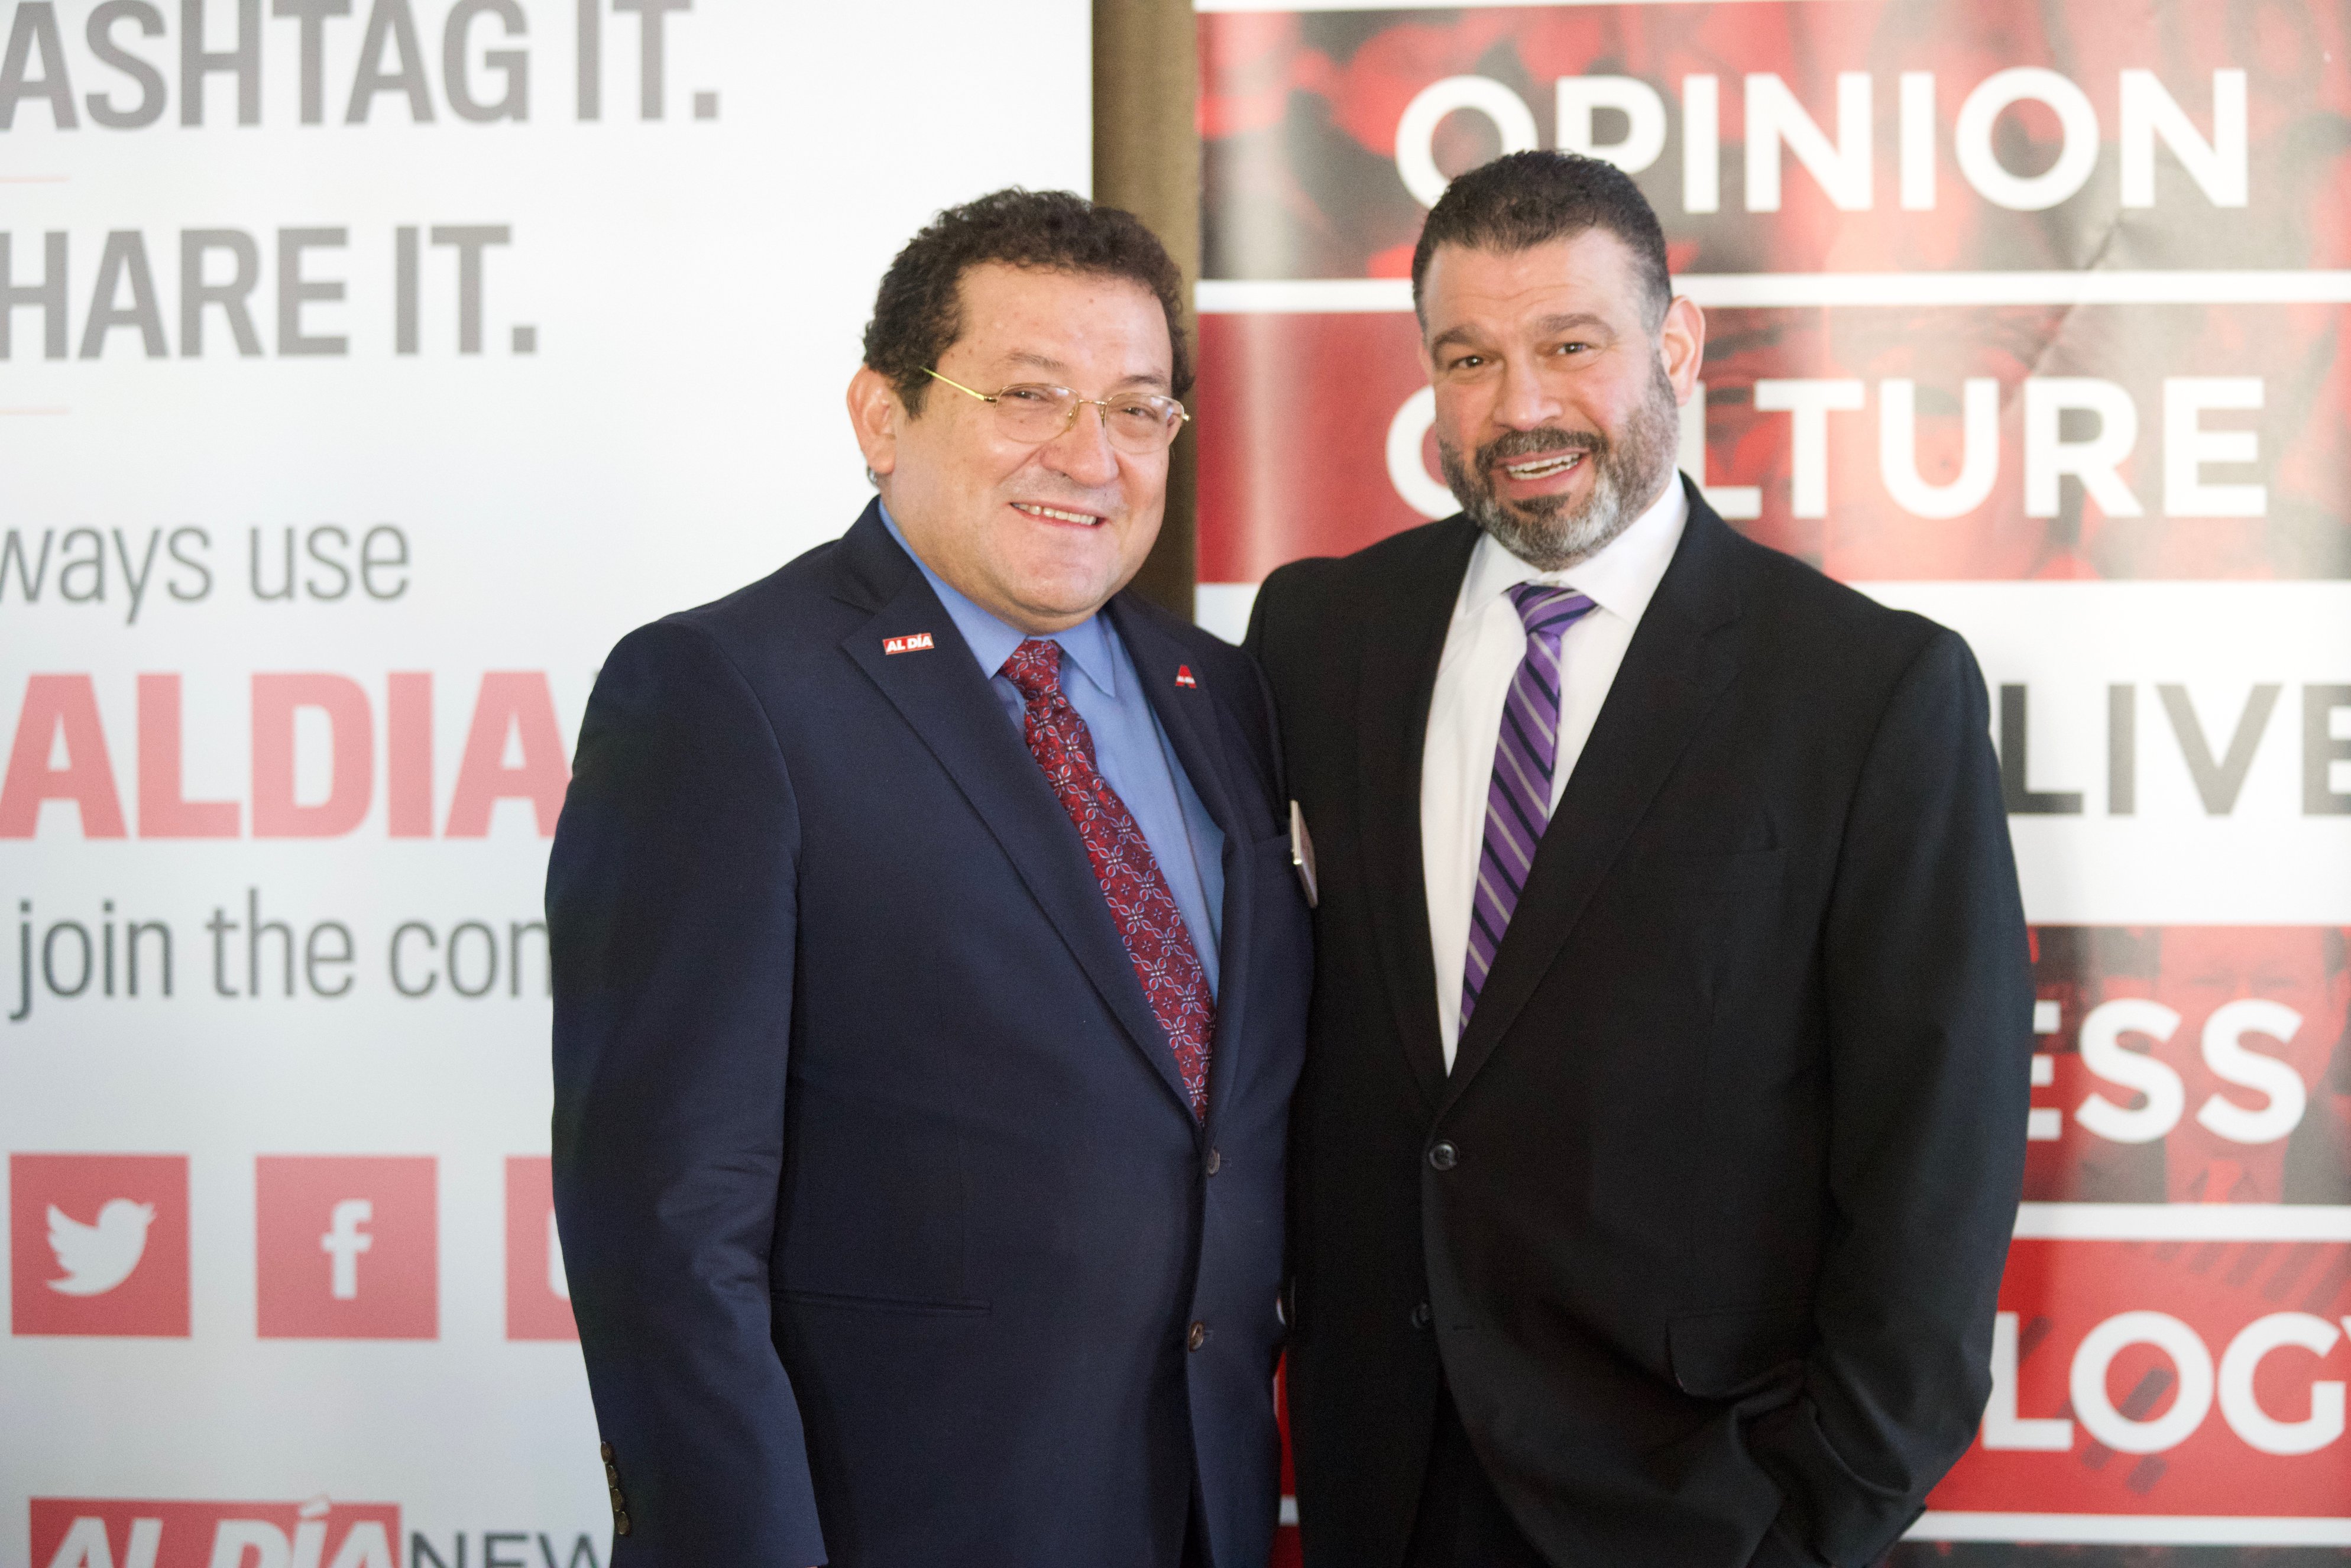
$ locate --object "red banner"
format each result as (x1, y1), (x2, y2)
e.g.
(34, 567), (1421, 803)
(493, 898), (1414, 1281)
(1931, 1229), (2351, 1527)
(1199, 3), (2351, 1557)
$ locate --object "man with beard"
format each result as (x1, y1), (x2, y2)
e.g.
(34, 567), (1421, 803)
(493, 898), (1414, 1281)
(1245, 151), (2033, 1568)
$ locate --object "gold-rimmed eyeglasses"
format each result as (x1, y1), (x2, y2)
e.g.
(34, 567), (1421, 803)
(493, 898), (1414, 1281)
(923, 368), (1190, 454)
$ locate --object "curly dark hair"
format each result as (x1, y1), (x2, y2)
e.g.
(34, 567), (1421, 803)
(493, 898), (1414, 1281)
(1410, 151), (1672, 330)
(863, 188), (1191, 416)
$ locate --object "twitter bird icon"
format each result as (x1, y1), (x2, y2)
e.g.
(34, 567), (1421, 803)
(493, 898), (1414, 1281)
(48, 1199), (157, 1296)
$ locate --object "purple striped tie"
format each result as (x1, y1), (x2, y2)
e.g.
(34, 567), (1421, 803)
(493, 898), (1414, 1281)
(1462, 582), (1599, 1036)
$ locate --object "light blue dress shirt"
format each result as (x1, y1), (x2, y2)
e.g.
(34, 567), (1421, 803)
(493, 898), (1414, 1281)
(879, 504), (1226, 994)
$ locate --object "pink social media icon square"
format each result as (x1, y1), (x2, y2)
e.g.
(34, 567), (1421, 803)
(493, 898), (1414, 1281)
(10, 1154), (190, 1337)
(504, 1156), (578, 1342)
(254, 1155), (436, 1340)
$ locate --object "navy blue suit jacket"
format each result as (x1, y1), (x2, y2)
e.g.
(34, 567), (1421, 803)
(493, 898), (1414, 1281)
(548, 503), (1311, 1567)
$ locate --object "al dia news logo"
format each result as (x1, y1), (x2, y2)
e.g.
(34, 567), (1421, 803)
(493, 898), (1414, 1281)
(31, 1498), (399, 1568)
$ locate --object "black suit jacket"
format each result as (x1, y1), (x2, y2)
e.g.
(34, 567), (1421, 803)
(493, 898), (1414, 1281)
(1246, 482), (2032, 1568)
(548, 503), (1311, 1567)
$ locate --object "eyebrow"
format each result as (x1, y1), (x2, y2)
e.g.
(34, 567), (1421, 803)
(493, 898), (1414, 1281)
(1428, 310), (1615, 354)
(1002, 349), (1170, 392)
(1534, 311), (1613, 337)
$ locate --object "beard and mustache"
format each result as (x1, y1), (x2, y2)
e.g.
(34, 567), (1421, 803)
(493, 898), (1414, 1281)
(1436, 357), (1682, 572)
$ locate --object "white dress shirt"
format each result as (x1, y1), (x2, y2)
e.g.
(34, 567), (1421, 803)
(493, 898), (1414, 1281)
(1421, 478), (1689, 1066)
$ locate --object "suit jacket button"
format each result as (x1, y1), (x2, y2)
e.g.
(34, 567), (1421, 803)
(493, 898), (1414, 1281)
(613, 1510), (631, 1537)
(598, 1441), (614, 1462)
(1428, 1141), (1458, 1171)
(1188, 1320), (1210, 1352)
(1205, 1147), (1222, 1176)
(1410, 1301), (1432, 1329)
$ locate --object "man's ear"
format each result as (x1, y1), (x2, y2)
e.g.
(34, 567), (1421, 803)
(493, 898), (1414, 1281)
(847, 366), (904, 478)
(1660, 294), (1706, 406)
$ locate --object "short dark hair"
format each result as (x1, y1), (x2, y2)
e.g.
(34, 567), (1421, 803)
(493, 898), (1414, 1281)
(1410, 151), (1672, 329)
(863, 187), (1191, 416)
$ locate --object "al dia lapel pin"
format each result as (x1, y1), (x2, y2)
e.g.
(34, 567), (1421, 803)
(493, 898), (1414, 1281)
(1175, 665), (1197, 688)
(882, 633), (935, 655)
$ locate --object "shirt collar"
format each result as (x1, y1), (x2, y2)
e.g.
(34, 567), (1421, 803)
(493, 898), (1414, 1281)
(1456, 471), (1689, 630)
(877, 500), (1118, 699)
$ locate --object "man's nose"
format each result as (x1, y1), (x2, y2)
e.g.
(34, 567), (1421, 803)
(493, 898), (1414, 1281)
(1042, 401), (1122, 488)
(1492, 357), (1563, 430)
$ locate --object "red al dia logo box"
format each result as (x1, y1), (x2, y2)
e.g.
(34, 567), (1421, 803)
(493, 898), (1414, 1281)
(10, 1154), (190, 1338)
(31, 1498), (398, 1568)
(255, 1156), (436, 1340)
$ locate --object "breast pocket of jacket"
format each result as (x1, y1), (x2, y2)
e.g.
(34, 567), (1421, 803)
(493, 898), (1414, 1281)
(1614, 847), (1789, 1018)
(1641, 846), (1786, 934)
(1641, 846), (1785, 903)
(1245, 826), (1314, 1010)
(1618, 847), (1787, 945)
(1249, 824), (1312, 915)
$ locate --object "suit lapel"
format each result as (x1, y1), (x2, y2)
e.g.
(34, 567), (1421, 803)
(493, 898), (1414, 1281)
(1110, 598), (1252, 1138)
(1359, 519), (1481, 1109)
(831, 509), (1197, 1119)
(1440, 488), (1746, 1111)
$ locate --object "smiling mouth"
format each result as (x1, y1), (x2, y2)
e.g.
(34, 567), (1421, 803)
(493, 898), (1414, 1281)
(1013, 501), (1106, 526)
(1501, 452), (1585, 481)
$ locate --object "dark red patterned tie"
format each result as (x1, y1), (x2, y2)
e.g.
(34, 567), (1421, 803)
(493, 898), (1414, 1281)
(1002, 637), (1215, 1117)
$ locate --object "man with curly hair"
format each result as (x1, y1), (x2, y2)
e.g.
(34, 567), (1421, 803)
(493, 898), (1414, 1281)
(549, 190), (1310, 1568)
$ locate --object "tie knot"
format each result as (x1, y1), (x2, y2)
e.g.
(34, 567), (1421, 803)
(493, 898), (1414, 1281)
(1508, 582), (1597, 642)
(1002, 637), (1065, 703)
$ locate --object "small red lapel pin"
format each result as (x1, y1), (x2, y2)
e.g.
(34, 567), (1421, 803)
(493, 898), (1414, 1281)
(1174, 665), (1197, 688)
(883, 633), (935, 655)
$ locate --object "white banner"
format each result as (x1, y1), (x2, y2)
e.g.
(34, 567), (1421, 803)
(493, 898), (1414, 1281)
(0, 3), (1090, 1563)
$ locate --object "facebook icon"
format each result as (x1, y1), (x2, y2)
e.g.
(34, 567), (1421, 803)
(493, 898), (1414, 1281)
(256, 1157), (436, 1340)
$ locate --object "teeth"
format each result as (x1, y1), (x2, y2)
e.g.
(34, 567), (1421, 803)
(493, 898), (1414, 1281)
(1015, 503), (1101, 525)
(1505, 453), (1582, 479)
